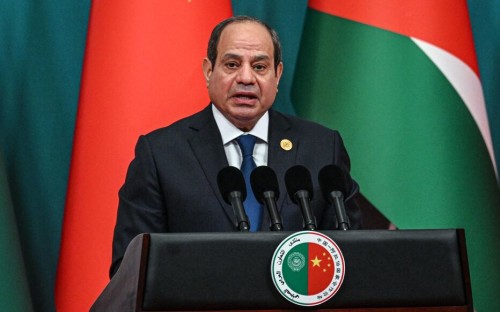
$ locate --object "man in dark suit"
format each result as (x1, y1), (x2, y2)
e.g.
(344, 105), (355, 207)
(111, 16), (362, 277)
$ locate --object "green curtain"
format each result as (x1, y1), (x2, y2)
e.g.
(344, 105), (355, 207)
(468, 0), (500, 173)
(0, 1), (90, 311)
(0, 152), (33, 311)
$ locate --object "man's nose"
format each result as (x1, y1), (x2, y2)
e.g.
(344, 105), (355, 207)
(236, 64), (256, 84)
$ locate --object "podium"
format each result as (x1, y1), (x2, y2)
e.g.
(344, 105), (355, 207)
(91, 230), (472, 311)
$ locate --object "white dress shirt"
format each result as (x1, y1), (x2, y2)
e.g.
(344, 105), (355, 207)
(211, 104), (268, 168)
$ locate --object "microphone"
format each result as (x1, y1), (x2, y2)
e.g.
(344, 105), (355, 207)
(285, 165), (317, 230)
(318, 164), (350, 230)
(217, 166), (250, 232)
(250, 166), (283, 231)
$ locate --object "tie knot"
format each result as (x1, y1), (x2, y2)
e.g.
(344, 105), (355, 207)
(237, 134), (256, 157)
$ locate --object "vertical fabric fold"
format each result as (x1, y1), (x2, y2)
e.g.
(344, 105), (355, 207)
(0, 152), (34, 312)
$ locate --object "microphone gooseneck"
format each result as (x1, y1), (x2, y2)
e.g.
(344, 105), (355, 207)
(318, 164), (350, 230)
(285, 165), (317, 231)
(250, 166), (283, 231)
(217, 166), (250, 232)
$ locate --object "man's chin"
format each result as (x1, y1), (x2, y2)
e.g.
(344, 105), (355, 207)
(230, 113), (261, 131)
(230, 106), (259, 118)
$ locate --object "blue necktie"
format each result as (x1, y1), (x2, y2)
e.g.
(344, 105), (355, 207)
(236, 134), (262, 231)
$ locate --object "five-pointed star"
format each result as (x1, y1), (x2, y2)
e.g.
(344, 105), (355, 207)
(311, 256), (322, 267)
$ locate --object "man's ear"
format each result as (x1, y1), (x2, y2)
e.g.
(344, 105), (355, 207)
(202, 58), (213, 87)
(275, 61), (284, 85)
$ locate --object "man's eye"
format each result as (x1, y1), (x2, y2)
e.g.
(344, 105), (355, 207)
(254, 64), (267, 71)
(226, 62), (238, 69)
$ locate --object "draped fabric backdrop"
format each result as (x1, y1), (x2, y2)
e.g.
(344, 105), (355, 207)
(0, 0), (498, 311)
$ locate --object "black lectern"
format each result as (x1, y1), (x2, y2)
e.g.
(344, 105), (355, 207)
(91, 230), (472, 311)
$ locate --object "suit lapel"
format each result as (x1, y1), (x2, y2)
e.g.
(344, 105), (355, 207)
(267, 110), (298, 213)
(186, 106), (235, 224)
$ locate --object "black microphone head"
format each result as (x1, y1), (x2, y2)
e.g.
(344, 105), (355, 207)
(217, 166), (247, 204)
(318, 164), (348, 197)
(250, 166), (280, 204)
(285, 165), (314, 204)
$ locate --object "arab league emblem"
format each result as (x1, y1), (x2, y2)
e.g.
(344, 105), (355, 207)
(271, 231), (345, 306)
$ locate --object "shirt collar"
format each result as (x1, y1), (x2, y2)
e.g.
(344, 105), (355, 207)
(211, 104), (269, 145)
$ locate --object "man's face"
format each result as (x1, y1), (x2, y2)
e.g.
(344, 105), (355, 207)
(203, 21), (283, 131)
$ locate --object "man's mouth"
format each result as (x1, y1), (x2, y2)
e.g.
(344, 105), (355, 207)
(232, 92), (258, 102)
(235, 95), (256, 99)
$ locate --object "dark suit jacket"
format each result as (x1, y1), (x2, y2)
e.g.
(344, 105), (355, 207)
(111, 105), (362, 276)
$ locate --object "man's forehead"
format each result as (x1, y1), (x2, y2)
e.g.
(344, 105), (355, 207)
(218, 21), (273, 52)
(219, 21), (272, 45)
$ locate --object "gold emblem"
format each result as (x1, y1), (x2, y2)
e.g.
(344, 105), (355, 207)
(280, 139), (293, 151)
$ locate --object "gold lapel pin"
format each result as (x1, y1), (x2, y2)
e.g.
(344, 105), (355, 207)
(280, 139), (293, 151)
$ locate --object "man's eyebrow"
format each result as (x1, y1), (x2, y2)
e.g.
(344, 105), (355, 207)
(220, 53), (242, 61)
(253, 54), (271, 62)
(220, 53), (271, 62)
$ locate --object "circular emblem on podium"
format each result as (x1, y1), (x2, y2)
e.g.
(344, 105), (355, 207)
(271, 231), (345, 307)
